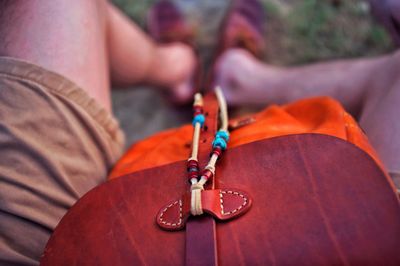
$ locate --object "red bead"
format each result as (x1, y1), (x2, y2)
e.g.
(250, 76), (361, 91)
(187, 159), (199, 171)
(187, 159), (199, 181)
(201, 169), (214, 181)
(188, 171), (199, 181)
(193, 105), (203, 110)
(193, 105), (203, 116)
(194, 110), (202, 116)
(188, 167), (198, 172)
(211, 147), (222, 157)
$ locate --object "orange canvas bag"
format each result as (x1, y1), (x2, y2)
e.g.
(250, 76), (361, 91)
(109, 96), (384, 177)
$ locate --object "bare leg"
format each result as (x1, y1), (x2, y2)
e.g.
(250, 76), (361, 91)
(215, 49), (400, 173)
(0, 1), (196, 110)
(0, 0), (111, 108)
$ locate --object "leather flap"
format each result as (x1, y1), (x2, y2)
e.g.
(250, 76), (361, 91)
(157, 189), (252, 230)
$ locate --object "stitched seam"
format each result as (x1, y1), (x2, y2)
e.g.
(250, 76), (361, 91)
(220, 190), (248, 215)
(159, 200), (183, 227)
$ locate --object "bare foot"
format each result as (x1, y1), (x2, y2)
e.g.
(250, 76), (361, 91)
(214, 49), (277, 106)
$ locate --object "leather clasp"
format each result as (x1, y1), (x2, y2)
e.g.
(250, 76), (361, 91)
(156, 189), (252, 230)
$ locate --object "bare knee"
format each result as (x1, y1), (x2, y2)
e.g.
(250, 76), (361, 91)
(0, 0), (111, 110)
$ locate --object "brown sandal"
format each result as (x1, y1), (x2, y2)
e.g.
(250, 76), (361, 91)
(216, 0), (267, 59)
(146, 0), (205, 103)
(369, 0), (400, 47)
(147, 0), (194, 45)
(204, 0), (267, 89)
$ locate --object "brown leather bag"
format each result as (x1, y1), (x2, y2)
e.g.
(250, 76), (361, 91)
(41, 94), (400, 266)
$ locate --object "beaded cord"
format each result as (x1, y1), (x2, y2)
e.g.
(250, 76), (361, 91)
(187, 93), (204, 185)
(188, 87), (230, 216)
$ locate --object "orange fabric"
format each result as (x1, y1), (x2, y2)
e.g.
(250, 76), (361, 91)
(109, 97), (383, 179)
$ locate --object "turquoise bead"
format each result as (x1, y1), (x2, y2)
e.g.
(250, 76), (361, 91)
(192, 114), (205, 127)
(212, 137), (227, 150)
(216, 130), (229, 141)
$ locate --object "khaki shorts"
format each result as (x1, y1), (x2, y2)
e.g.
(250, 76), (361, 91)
(0, 57), (125, 265)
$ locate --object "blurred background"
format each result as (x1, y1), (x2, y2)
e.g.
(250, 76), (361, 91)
(111, 0), (395, 147)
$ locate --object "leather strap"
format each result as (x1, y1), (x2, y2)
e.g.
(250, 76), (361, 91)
(185, 92), (220, 266)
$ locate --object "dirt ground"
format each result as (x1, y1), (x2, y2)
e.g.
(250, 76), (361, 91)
(111, 0), (395, 148)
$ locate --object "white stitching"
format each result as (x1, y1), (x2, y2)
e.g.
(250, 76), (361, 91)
(159, 200), (183, 227)
(220, 190), (248, 215)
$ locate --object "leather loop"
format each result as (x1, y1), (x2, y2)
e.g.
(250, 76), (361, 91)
(157, 189), (253, 230)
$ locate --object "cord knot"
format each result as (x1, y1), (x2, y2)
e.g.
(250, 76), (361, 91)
(190, 183), (204, 191)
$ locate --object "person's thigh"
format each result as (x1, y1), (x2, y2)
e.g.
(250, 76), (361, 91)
(0, 0), (111, 110)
